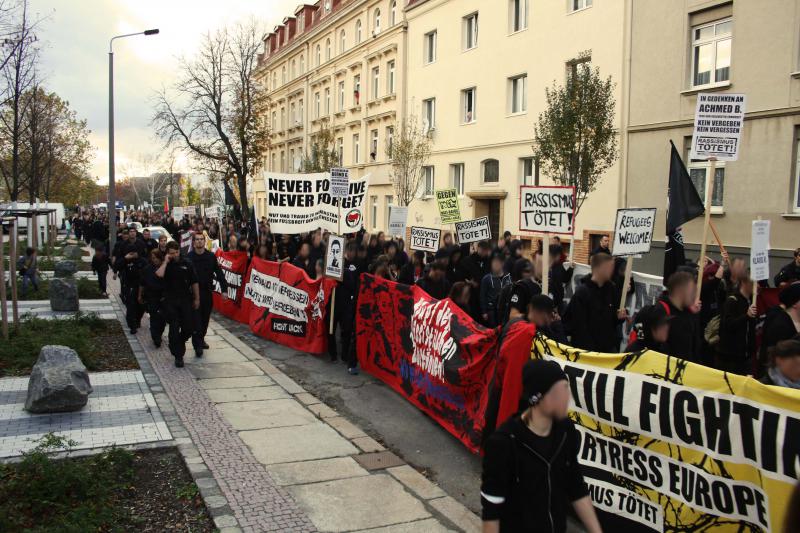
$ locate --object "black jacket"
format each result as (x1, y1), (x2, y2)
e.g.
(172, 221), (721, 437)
(718, 292), (755, 362)
(417, 276), (451, 300)
(759, 307), (798, 367)
(774, 260), (800, 287)
(187, 249), (227, 292)
(660, 297), (703, 363)
(564, 278), (621, 352)
(481, 416), (588, 533)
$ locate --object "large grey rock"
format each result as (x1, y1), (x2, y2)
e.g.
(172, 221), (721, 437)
(49, 277), (79, 311)
(62, 245), (83, 259)
(25, 345), (93, 413)
(53, 260), (77, 278)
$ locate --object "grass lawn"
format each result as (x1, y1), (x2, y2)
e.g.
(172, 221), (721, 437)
(11, 276), (105, 300)
(0, 314), (137, 377)
(0, 435), (214, 532)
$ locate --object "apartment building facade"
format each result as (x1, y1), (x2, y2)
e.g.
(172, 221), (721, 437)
(253, 0), (405, 227)
(402, 0), (629, 260)
(625, 0), (800, 275)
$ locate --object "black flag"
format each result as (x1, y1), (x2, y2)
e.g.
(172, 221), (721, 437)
(664, 141), (705, 284)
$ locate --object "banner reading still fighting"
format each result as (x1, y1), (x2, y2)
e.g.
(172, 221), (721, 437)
(532, 336), (800, 533)
(355, 274), (498, 453)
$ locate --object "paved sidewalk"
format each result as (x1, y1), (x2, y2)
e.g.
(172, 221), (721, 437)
(108, 278), (479, 532)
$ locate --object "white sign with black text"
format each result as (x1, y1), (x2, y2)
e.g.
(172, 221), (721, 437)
(455, 216), (491, 243)
(750, 220), (770, 282)
(519, 186), (576, 235)
(330, 167), (350, 199)
(324, 234), (345, 281)
(388, 205), (408, 237)
(690, 93), (747, 161)
(409, 227), (441, 253)
(612, 208), (657, 257)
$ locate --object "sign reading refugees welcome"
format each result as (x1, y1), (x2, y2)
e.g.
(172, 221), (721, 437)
(612, 208), (657, 257)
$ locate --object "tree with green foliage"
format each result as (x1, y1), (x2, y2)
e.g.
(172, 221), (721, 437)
(532, 53), (619, 216)
(301, 119), (339, 173)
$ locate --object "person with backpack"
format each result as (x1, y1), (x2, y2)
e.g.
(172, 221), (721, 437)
(717, 276), (757, 375)
(481, 358), (602, 533)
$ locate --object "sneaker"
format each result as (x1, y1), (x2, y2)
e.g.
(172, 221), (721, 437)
(175, 357), (184, 368)
(202, 342), (209, 349)
(195, 348), (203, 358)
(347, 367), (359, 375)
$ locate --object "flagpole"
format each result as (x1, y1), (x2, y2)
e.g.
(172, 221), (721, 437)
(695, 157), (716, 303)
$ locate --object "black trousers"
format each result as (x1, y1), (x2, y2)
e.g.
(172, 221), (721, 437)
(124, 285), (144, 330)
(329, 306), (357, 368)
(146, 300), (166, 344)
(163, 299), (194, 359)
(97, 270), (108, 294)
(192, 289), (213, 349)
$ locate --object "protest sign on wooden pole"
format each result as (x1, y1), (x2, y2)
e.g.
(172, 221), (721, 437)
(541, 234), (550, 296)
(750, 217), (769, 307)
(611, 207), (656, 311)
(695, 158), (715, 302)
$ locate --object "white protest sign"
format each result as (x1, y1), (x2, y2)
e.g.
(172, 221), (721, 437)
(172, 206), (184, 219)
(387, 205), (408, 237)
(455, 216), (491, 244)
(690, 93), (746, 162)
(184, 206), (197, 216)
(206, 205), (220, 219)
(330, 167), (350, 199)
(265, 172), (370, 234)
(750, 220), (770, 282)
(519, 186), (576, 235)
(180, 230), (194, 256)
(612, 208), (657, 257)
(409, 227), (441, 253)
(324, 234), (345, 281)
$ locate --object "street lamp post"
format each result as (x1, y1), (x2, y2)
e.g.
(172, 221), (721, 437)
(108, 28), (159, 251)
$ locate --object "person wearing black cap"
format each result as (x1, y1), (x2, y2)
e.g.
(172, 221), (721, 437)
(530, 294), (568, 344)
(626, 304), (671, 352)
(759, 283), (800, 374)
(481, 359), (602, 533)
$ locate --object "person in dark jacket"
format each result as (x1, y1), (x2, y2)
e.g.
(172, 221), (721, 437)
(398, 250), (425, 285)
(416, 260), (450, 300)
(496, 258), (535, 327)
(626, 304), (671, 352)
(564, 253), (627, 352)
(530, 294), (568, 344)
(590, 234), (611, 257)
(717, 276), (757, 375)
(141, 228), (158, 254)
(139, 249), (167, 347)
(187, 233), (228, 357)
(119, 244), (148, 334)
(481, 359), (602, 533)
(503, 239), (524, 275)
(759, 283), (800, 373)
(480, 253), (512, 327)
(330, 242), (362, 376)
(659, 271), (704, 363)
(760, 339), (800, 390)
(548, 244), (573, 312)
(292, 242), (315, 278)
(774, 249), (800, 288)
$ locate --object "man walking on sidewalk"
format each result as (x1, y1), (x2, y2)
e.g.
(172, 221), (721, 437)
(157, 241), (199, 367)
(187, 233), (227, 357)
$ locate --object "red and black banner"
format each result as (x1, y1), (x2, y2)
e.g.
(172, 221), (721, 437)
(212, 250), (249, 320)
(355, 274), (499, 453)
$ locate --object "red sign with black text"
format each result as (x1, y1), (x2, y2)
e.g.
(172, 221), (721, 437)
(355, 274), (499, 453)
(212, 250), (250, 320)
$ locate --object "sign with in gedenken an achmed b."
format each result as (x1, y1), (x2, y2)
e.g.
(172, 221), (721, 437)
(519, 186), (576, 235)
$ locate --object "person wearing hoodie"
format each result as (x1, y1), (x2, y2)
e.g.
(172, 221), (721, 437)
(717, 276), (758, 375)
(503, 239), (524, 275)
(496, 258), (536, 327)
(416, 260), (451, 300)
(548, 244), (573, 312)
(480, 253), (512, 327)
(481, 359), (602, 533)
(398, 250), (425, 285)
(446, 246), (467, 285)
(625, 304), (671, 352)
(659, 271), (704, 363)
(759, 283), (800, 374)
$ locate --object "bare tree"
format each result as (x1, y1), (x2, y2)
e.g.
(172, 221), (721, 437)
(122, 153), (173, 209)
(301, 118), (338, 172)
(152, 20), (270, 218)
(387, 115), (431, 207)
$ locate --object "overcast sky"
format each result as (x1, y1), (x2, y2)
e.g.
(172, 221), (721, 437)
(31, 0), (299, 183)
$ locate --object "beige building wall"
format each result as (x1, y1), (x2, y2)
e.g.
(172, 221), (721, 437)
(626, 0), (800, 275)
(402, 0), (629, 260)
(253, 0), (405, 231)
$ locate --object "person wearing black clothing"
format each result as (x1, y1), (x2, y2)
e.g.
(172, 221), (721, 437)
(626, 304), (671, 352)
(416, 261), (451, 300)
(139, 249), (167, 347)
(187, 233), (228, 357)
(529, 295), (568, 344)
(759, 284), (800, 374)
(141, 228), (158, 254)
(775, 249), (800, 287)
(119, 246), (148, 334)
(330, 243), (362, 375)
(91, 246), (111, 296)
(481, 359), (601, 533)
(497, 258), (535, 327)
(398, 250), (425, 285)
(548, 244), (573, 312)
(446, 246), (467, 285)
(717, 277), (757, 375)
(165, 217), (179, 241)
(659, 271), (704, 363)
(292, 242), (314, 278)
(590, 234), (611, 257)
(503, 240), (524, 275)
(157, 241), (200, 367)
(564, 253), (627, 352)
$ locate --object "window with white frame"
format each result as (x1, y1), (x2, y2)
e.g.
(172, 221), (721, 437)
(510, 0), (528, 32)
(354, 74), (361, 105)
(291, 59), (296, 78)
(356, 19), (362, 43)
(424, 31), (437, 64)
(794, 129), (800, 212)
(423, 98), (436, 131)
(271, 111), (277, 131)
(370, 129), (379, 160)
(687, 147), (725, 210)
(372, 66), (380, 100)
(324, 88), (331, 115)
(272, 72), (277, 88)
(386, 126), (394, 156)
(451, 164), (465, 195)
(280, 151), (286, 172)
(280, 107), (286, 129)
(353, 133), (360, 163)
(387, 60), (396, 94)
(509, 74), (527, 114)
(289, 102), (294, 124)
(422, 166), (435, 197)
(281, 66), (286, 84)
(384, 195), (394, 228)
(338, 81), (345, 110)
(299, 55), (304, 73)
(461, 87), (476, 123)
(570, 0), (593, 12)
(336, 137), (344, 165)
(390, 1), (397, 26)
(482, 159), (499, 183)
(316, 44), (321, 65)
(371, 195), (378, 229)
(340, 30), (346, 53)
(520, 157), (538, 185)
(314, 92), (320, 118)
(691, 18), (732, 88)
(298, 99), (304, 125)
(374, 9), (381, 34)
(463, 13), (478, 50)
(271, 153), (276, 171)
(325, 38), (331, 61)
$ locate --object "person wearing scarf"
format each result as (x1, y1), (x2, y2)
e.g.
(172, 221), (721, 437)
(761, 339), (800, 390)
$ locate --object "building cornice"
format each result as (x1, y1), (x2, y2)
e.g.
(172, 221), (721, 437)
(627, 106), (800, 134)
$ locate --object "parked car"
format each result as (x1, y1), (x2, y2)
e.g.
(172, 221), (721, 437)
(144, 226), (174, 243)
(126, 221), (143, 232)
